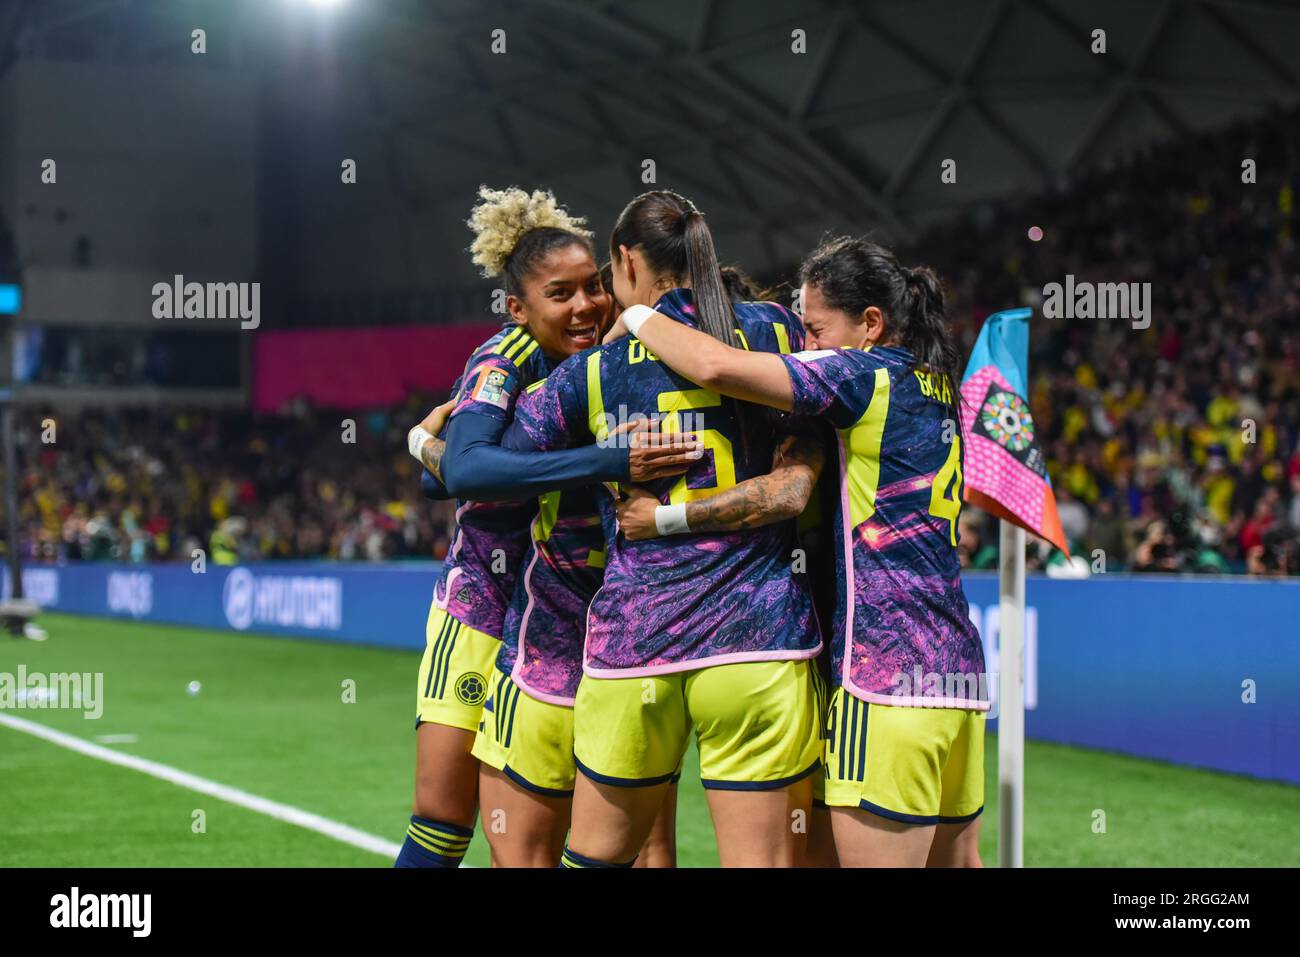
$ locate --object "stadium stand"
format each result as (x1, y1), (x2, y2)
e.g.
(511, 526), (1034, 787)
(930, 106), (1300, 575)
(13, 398), (456, 565)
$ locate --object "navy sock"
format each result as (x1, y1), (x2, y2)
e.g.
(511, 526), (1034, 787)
(559, 844), (637, 868)
(393, 815), (473, 868)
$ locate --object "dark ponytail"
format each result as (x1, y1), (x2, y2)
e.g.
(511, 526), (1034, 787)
(799, 237), (961, 413)
(611, 191), (769, 463)
(681, 210), (743, 354)
(900, 265), (961, 409)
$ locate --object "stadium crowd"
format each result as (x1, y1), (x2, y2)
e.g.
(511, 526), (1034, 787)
(12, 397), (456, 566)
(930, 106), (1300, 575)
(7, 108), (1298, 575)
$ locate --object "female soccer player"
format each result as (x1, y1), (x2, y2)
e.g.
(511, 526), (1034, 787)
(500, 190), (824, 868)
(614, 432), (840, 869)
(606, 236), (988, 868)
(394, 187), (697, 868)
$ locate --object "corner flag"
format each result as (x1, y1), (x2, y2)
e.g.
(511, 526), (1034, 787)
(959, 307), (1069, 555)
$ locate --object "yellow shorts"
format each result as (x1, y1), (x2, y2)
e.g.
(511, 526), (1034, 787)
(472, 668), (577, 797)
(415, 603), (499, 732)
(823, 687), (985, 824)
(574, 659), (822, 790)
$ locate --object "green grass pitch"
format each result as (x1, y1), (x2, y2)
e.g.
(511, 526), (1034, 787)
(2, 613), (1297, 867)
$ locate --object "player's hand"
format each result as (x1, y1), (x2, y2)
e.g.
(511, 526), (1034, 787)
(620, 420), (704, 482)
(421, 399), (456, 438)
(616, 486), (661, 541)
(602, 314), (630, 344)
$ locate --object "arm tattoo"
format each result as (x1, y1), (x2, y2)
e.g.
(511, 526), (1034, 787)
(683, 434), (823, 533)
(421, 437), (446, 482)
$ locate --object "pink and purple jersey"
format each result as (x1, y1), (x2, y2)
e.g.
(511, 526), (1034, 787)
(778, 346), (988, 710)
(512, 288), (820, 678)
(434, 325), (552, 639)
(497, 484), (605, 705)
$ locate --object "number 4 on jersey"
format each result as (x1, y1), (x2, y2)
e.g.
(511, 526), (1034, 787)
(929, 435), (963, 546)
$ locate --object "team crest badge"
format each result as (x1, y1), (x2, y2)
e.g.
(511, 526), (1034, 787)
(455, 672), (487, 706)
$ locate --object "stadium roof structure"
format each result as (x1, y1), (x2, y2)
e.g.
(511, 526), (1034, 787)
(4, 0), (1300, 281)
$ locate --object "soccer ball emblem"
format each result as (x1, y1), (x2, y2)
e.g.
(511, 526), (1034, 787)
(455, 672), (488, 706)
(980, 391), (1035, 452)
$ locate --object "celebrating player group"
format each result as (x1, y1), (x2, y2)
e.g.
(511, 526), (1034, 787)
(396, 185), (987, 869)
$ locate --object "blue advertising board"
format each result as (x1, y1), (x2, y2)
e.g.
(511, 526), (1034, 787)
(5, 563), (1298, 785)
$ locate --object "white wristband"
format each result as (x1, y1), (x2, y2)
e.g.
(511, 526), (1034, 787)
(621, 304), (657, 337)
(408, 425), (434, 463)
(655, 503), (691, 536)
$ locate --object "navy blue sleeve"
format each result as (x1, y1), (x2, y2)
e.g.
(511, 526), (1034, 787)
(420, 467), (450, 501)
(441, 410), (628, 502)
(501, 418), (537, 452)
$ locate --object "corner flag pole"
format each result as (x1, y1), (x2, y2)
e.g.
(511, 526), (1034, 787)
(961, 306), (1054, 866)
(997, 520), (1026, 867)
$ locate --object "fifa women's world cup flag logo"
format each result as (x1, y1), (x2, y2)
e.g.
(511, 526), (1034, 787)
(959, 308), (1068, 554)
(977, 390), (1043, 471)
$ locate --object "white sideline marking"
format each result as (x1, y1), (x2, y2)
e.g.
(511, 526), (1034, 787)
(0, 713), (402, 860)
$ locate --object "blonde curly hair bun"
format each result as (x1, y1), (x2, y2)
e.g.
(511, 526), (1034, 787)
(467, 186), (594, 278)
